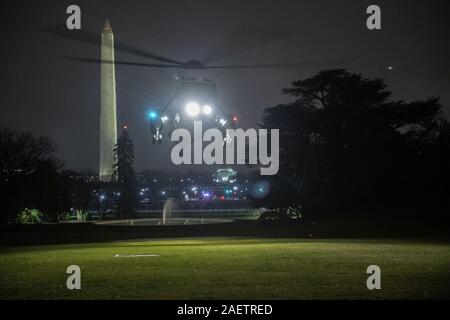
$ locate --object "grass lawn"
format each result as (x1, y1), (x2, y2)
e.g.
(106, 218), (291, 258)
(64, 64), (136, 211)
(0, 238), (449, 299)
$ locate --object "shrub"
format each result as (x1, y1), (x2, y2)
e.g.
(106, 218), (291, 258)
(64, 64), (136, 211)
(17, 209), (43, 224)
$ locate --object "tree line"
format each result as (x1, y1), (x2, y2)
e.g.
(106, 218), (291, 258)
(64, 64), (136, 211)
(0, 126), (137, 226)
(257, 69), (450, 222)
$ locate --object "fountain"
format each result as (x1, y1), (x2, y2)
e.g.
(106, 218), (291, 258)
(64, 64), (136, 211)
(162, 198), (175, 225)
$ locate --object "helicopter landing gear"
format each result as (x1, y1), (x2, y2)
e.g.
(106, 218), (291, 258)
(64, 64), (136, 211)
(174, 113), (180, 128)
(150, 122), (163, 144)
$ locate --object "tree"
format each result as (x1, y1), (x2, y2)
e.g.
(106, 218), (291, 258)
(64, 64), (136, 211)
(114, 128), (137, 217)
(64, 170), (97, 220)
(30, 160), (71, 222)
(260, 69), (450, 219)
(0, 127), (62, 225)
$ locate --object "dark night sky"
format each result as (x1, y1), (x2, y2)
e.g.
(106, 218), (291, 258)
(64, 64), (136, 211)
(1, 0), (449, 172)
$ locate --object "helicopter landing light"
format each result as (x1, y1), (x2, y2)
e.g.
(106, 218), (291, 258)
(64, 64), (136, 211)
(202, 104), (213, 115)
(186, 102), (201, 117)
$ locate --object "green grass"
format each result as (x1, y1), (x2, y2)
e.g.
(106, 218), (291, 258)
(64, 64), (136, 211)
(0, 238), (449, 299)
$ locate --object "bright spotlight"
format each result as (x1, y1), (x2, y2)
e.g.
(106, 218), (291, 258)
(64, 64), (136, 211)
(202, 104), (212, 115)
(186, 102), (200, 117)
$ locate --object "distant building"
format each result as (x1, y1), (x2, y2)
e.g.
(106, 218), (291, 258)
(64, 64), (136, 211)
(213, 168), (237, 183)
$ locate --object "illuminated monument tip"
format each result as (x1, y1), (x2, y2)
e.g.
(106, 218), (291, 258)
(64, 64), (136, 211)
(99, 19), (117, 181)
(103, 18), (112, 33)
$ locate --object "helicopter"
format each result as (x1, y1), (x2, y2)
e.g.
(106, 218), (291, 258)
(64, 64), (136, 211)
(147, 76), (239, 144)
(44, 23), (351, 144)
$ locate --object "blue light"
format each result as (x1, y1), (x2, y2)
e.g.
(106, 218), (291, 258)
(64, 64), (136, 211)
(149, 111), (158, 120)
(148, 108), (160, 121)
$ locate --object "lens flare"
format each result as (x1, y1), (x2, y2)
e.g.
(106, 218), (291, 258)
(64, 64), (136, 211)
(251, 181), (270, 199)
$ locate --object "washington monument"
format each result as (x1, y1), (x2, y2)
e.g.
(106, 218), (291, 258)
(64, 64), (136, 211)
(99, 19), (117, 181)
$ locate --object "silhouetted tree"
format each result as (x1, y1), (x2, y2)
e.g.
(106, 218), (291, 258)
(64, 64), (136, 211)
(0, 127), (62, 225)
(114, 128), (137, 217)
(96, 180), (117, 220)
(64, 170), (97, 219)
(259, 69), (450, 220)
(30, 160), (71, 222)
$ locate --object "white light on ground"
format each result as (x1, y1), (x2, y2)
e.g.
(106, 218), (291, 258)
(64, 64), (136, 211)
(114, 254), (160, 258)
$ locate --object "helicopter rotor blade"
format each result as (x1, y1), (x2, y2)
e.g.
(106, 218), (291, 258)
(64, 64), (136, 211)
(200, 25), (292, 65)
(43, 25), (184, 65)
(203, 58), (355, 69)
(58, 54), (354, 71)
(57, 55), (181, 69)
